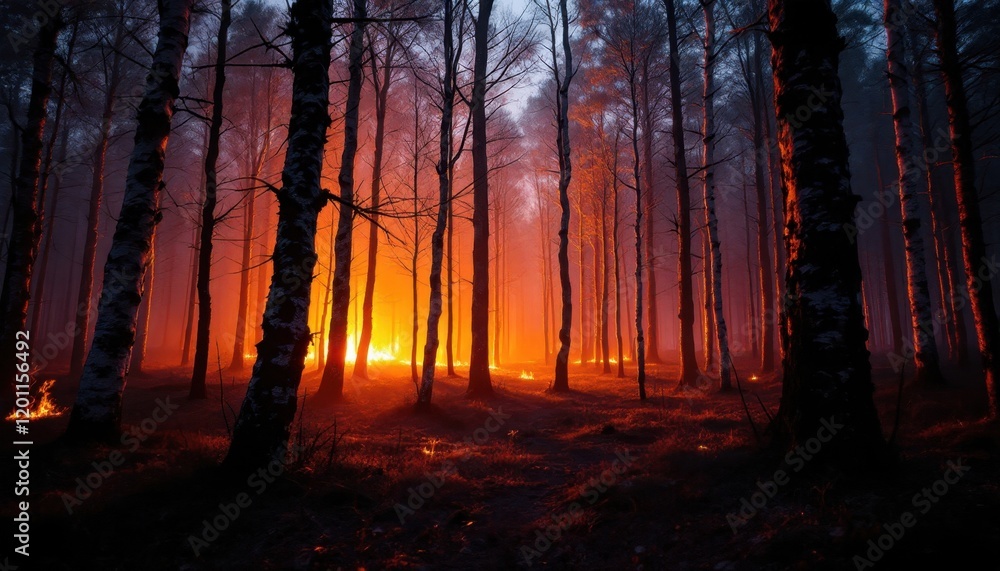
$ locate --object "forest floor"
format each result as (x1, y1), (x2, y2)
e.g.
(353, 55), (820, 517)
(9, 355), (1000, 570)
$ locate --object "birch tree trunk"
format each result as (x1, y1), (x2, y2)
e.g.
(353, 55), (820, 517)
(629, 72), (647, 400)
(66, 0), (194, 441)
(318, 0), (366, 403)
(883, 0), (945, 386)
(702, 0), (731, 390)
(418, 0), (457, 407)
(932, 0), (1000, 417)
(225, 0), (332, 468)
(191, 0), (232, 400)
(768, 0), (886, 462)
(912, 51), (968, 364)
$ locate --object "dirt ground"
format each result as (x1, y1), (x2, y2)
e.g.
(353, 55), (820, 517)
(7, 355), (999, 570)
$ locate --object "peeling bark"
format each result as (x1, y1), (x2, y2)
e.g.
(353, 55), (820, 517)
(67, 0), (194, 441)
(225, 0), (333, 468)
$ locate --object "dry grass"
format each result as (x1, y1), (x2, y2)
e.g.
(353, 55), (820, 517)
(9, 357), (1000, 570)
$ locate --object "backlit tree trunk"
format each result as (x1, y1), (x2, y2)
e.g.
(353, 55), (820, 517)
(67, 0), (194, 441)
(912, 51), (965, 364)
(752, 32), (776, 374)
(665, 0), (699, 389)
(768, 0), (886, 461)
(230, 78), (273, 372)
(467, 0), (494, 397)
(318, 0), (366, 403)
(544, 0), (573, 392)
(191, 0), (232, 400)
(884, 0), (945, 386)
(355, 38), (397, 379)
(0, 14), (60, 396)
(612, 139), (625, 379)
(932, 0), (1000, 416)
(225, 0), (332, 468)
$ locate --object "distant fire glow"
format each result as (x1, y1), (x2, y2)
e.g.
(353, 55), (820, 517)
(520, 370), (534, 380)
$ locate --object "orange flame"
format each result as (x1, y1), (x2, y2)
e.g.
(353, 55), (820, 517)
(520, 370), (535, 380)
(6, 379), (67, 421)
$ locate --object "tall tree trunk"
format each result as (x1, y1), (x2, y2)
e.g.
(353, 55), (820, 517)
(640, 70), (661, 365)
(702, 0), (731, 390)
(877, 158), (904, 354)
(612, 142), (625, 378)
(932, 0), (1000, 416)
(224, 0), (332, 469)
(751, 32), (776, 374)
(31, 127), (70, 342)
(317, 214), (335, 372)
(28, 22), (76, 342)
(702, 234), (715, 370)
(318, 0), (366, 403)
(355, 40), (395, 379)
(0, 14), (60, 400)
(884, 0), (945, 386)
(66, 0), (194, 441)
(629, 69), (647, 400)
(493, 205), (502, 366)
(230, 93), (272, 372)
(600, 190), (611, 373)
(578, 211), (589, 364)
(912, 49), (964, 363)
(230, 184), (257, 372)
(537, 175), (551, 364)
(467, 0), (494, 397)
(446, 181), (456, 375)
(743, 176), (759, 360)
(181, 126), (209, 365)
(181, 213), (199, 364)
(190, 0), (232, 400)
(409, 88), (421, 387)
(549, 0), (573, 391)
(665, 0), (699, 389)
(768, 0), (886, 462)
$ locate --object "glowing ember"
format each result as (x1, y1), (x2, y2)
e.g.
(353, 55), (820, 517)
(422, 438), (441, 456)
(750, 375), (758, 382)
(6, 379), (67, 421)
(520, 370), (534, 380)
